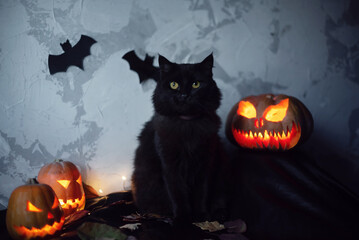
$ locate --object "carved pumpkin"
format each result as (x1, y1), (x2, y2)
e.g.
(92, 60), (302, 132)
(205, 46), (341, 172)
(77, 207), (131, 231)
(37, 159), (85, 216)
(225, 94), (313, 150)
(6, 180), (64, 239)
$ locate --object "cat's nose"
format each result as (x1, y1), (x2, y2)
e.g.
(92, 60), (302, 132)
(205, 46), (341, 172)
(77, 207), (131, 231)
(178, 94), (188, 101)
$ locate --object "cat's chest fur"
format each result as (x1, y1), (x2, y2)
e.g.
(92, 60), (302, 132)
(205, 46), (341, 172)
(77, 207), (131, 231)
(153, 113), (220, 175)
(153, 114), (219, 149)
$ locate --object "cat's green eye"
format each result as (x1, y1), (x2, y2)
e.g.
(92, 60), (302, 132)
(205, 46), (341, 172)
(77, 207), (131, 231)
(170, 81), (179, 90)
(192, 81), (200, 89)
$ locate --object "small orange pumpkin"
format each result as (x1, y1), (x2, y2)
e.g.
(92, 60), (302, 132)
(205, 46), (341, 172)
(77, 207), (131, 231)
(226, 94), (313, 150)
(6, 179), (64, 239)
(37, 159), (85, 216)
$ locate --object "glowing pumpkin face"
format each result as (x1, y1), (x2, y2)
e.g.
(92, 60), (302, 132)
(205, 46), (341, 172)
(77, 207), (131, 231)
(37, 159), (85, 216)
(225, 94), (313, 150)
(6, 183), (64, 239)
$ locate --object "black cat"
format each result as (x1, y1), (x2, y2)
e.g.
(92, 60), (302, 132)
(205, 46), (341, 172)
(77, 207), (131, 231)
(131, 53), (228, 224)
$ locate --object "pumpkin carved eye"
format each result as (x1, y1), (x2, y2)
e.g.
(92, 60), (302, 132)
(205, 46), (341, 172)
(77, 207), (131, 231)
(26, 201), (42, 212)
(263, 98), (289, 122)
(52, 196), (59, 209)
(237, 101), (256, 119)
(57, 180), (71, 189)
(76, 175), (82, 185)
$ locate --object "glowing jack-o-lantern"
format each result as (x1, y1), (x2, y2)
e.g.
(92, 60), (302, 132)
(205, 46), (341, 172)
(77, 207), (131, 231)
(6, 181), (64, 239)
(225, 94), (313, 150)
(38, 159), (85, 216)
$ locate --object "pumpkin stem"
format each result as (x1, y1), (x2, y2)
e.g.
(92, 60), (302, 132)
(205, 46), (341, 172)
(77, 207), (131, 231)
(54, 159), (64, 163)
(26, 178), (39, 184)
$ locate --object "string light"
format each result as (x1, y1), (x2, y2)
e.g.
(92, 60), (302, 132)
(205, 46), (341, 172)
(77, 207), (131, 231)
(122, 176), (127, 191)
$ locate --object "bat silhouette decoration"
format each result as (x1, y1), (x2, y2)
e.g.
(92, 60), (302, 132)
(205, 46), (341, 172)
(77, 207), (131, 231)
(48, 35), (97, 75)
(122, 50), (160, 83)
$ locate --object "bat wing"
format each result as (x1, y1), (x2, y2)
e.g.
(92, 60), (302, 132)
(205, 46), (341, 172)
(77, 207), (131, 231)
(48, 53), (69, 75)
(70, 35), (97, 70)
(48, 35), (97, 75)
(122, 50), (159, 83)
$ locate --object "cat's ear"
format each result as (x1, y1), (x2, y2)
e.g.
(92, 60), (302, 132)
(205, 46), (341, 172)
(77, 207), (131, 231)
(200, 53), (214, 70)
(158, 55), (173, 73)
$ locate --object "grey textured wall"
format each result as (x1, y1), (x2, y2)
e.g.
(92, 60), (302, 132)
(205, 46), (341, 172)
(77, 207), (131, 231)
(0, 0), (358, 209)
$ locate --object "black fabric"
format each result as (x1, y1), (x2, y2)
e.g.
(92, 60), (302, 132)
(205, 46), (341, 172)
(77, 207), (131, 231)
(1, 149), (358, 240)
(227, 147), (359, 240)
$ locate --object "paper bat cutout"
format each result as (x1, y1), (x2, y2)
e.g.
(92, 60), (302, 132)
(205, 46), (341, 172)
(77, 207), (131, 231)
(48, 35), (97, 75)
(122, 50), (159, 83)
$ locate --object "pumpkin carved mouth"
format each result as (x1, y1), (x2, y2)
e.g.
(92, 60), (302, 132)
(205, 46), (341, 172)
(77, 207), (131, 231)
(13, 216), (64, 238)
(232, 122), (301, 150)
(59, 194), (85, 209)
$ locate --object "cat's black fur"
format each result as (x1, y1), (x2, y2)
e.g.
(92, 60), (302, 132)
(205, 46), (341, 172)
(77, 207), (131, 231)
(131, 54), (228, 223)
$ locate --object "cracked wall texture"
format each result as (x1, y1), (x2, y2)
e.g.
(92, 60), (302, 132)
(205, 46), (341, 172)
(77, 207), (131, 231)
(0, 0), (358, 209)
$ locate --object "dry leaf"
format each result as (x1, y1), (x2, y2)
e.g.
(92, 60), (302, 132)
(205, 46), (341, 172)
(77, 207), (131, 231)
(64, 210), (90, 227)
(77, 222), (127, 240)
(193, 221), (225, 232)
(145, 213), (167, 219)
(119, 223), (141, 231)
(123, 213), (142, 222)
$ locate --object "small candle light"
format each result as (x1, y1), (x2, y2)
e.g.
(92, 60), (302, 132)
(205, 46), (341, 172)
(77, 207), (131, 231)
(98, 189), (103, 194)
(122, 176), (127, 190)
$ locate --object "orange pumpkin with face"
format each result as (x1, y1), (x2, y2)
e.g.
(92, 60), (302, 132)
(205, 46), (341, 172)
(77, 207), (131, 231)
(37, 159), (85, 216)
(6, 182), (64, 239)
(226, 94), (313, 150)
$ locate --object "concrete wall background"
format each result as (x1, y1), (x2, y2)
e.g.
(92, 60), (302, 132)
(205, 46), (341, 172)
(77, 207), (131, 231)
(1, 0), (358, 209)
